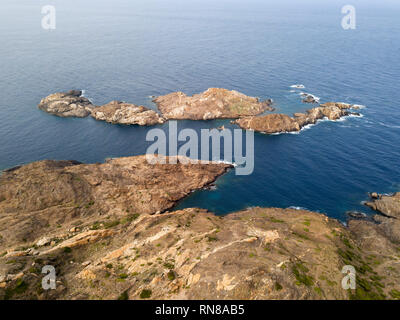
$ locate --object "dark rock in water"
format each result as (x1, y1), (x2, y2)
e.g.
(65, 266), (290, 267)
(346, 211), (368, 220)
(203, 183), (217, 191)
(302, 94), (319, 104)
(38, 90), (94, 118)
(2, 165), (22, 173)
(67, 90), (83, 97)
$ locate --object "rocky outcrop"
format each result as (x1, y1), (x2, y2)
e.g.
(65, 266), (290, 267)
(365, 192), (400, 218)
(38, 92), (165, 126)
(301, 93), (319, 104)
(0, 155), (232, 249)
(91, 101), (165, 126)
(234, 102), (361, 134)
(38, 90), (94, 118)
(363, 192), (400, 243)
(153, 88), (274, 120)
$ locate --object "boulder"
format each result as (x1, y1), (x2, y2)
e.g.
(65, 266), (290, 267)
(38, 90), (94, 118)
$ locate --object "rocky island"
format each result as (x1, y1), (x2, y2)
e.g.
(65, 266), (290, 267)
(38, 90), (165, 126)
(153, 88), (274, 120)
(234, 102), (361, 134)
(38, 90), (95, 118)
(1, 156), (399, 300)
(91, 101), (165, 126)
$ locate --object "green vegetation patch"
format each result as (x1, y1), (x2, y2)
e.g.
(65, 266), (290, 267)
(167, 270), (176, 281)
(389, 289), (400, 300)
(118, 290), (129, 300)
(4, 279), (29, 300)
(292, 262), (313, 287)
(140, 289), (152, 299)
(274, 282), (283, 291)
(269, 217), (285, 223)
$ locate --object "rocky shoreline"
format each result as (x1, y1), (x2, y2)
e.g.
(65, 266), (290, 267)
(38, 90), (364, 136)
(0, 156), (399, 300)
(38, 90), (94, 118)
(153, 88), (275, 120)
(38, 88), (275, 125)
(234, 102), (361, 134)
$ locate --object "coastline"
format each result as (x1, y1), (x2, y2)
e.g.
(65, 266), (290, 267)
(0, 154), (399, 300)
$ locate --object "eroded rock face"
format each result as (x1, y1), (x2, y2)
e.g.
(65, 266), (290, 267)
(154, 88), (274, 120)
(38, 90), (94, 118)
(0, 155), (232, 248)
(234, 102), (361, 134)
(363, 192), (400, 243)
(91, 101), (165, 126)
(365, 193), (400, 218)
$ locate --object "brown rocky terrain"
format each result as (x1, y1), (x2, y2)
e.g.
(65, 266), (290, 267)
(0, 156), (400, 300)
(153, 88), (274, 120)
(38, 91), (165, 126)
(363, 192), (400, 244)
(234, 102), (361, 134)
(0, 155), (231, 250)
(91, 101), (165, 126)
(38, 90), (95, 118)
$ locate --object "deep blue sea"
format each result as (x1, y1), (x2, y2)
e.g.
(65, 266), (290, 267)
(1, 0), (399, 221)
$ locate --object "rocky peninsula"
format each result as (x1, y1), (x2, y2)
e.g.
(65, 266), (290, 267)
(0, 156), (399, 300)
(234, 102), (361, 134)
(153, 88), (274, 120)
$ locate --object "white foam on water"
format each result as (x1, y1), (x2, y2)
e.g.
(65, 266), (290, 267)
(288, 206), (309, 211)
(378, 121), (400, 129)
(299, 92), (320, 102)
(265, 113), (364, 136)
(80, 89), (94, 103)
(290, 84), (305, 89)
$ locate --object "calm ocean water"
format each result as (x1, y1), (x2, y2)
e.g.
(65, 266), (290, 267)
(1, 0), (399, 220)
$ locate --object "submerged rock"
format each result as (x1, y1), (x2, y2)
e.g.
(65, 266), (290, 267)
(301, 93), (319, 104)
(38, 90), (94, 118)
(234, 102), (361, 134)
(91, 101), (165, 126)
(346, 211), (368, 220)
(153, 88), (274, 120)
